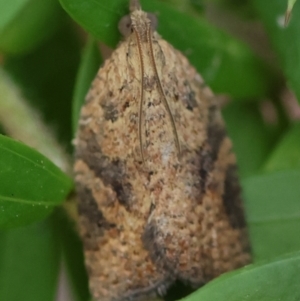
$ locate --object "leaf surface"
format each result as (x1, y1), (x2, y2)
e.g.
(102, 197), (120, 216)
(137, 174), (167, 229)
(0, 135), (73, 228)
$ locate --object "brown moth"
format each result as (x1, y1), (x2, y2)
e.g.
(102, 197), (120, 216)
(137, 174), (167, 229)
(74, 1), (251, 301)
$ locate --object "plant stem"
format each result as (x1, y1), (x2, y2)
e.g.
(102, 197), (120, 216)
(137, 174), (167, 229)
(0, 67), (72, 175)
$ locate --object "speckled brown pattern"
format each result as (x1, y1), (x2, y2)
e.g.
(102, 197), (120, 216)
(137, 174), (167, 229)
(74, 1), (251, 301)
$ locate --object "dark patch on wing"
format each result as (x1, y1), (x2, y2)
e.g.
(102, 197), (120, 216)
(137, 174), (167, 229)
(183, 80), (197, 111)
(206, 123), (226, 167)
(186, 91), (197, 111)
(142, 221), (178, 283)
(198, 146), (213, 192)
(206, 104), (227, 162)
(76, 184), (115, 249)
(77, 185), (114, 229)
(76, 133), (132, 210)
(203, 104), (246, 228)
(198, 105), (226, 191)
(143, 221), (198, 288)
(101, 101), (119, 122)
(222, 165), (246, 228)
(143, 76), (157, 92)
(142, 221), (167, 269)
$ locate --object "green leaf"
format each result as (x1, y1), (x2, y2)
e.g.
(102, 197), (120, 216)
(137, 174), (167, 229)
(285, 0), (298, 25)
(0, 0), (62, 54)
(243, 169), (300, 261)
(189, 0), (204, 13)
(72, 36), (102, 135)
(253, 0), (300, 103)
(263, 122), (300, 172)
(223, 102), (275, 178)
(0, 217), (60, 301)
(143, 1), (271, 99)
(0, 134), (73, 229)
(58, 0), (128, 47)
(288, 0), (298, 8)
(184, 252), (300, 301)
(59, 0), (271, 99)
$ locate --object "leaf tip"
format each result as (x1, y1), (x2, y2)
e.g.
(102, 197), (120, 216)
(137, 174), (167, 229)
(284, 9), (292, 27)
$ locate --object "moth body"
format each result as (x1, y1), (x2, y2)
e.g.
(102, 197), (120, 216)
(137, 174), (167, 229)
(74, 1), (250, 301)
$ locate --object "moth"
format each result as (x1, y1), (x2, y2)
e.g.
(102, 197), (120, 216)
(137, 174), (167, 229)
(74, 1), (251, 301)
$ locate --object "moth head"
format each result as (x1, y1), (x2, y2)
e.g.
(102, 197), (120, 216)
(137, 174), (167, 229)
(118, 12), (158, 37)
(129, 0), (141, 12)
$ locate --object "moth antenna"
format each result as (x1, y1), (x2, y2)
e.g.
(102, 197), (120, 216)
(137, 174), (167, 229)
(130, 0), (141, 12)
(146, 26), (181, 157)
(133, 28), (146, 164)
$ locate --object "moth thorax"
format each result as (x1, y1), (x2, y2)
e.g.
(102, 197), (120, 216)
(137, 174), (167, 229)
(131, 11), (153, 37)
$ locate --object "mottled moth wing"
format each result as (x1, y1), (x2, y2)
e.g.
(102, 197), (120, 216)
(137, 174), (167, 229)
(74, 3), (250, 301)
